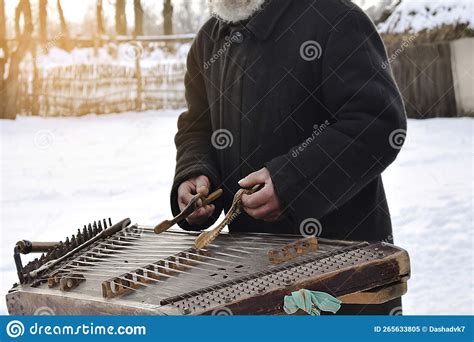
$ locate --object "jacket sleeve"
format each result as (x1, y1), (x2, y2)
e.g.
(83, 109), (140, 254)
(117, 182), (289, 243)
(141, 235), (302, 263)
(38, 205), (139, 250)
(170, 39), (223, 231)
(265, 9), (407, 220)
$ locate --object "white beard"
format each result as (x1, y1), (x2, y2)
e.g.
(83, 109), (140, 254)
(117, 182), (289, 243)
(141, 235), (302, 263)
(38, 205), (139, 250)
(209, 0), (267, 23)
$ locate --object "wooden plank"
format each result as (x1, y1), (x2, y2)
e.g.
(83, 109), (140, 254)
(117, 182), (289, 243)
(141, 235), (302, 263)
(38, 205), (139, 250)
(197, 247), (410, 315)
(338, 281), (408, 304)
(6, 285), (179, 316)
(268, 237), (318, 264)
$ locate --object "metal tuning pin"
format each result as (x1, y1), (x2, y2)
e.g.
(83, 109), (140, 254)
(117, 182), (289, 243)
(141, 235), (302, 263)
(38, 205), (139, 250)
(71, 235), (77, 248)
(57, 241), (64, 255)
(87, 224), (93, 239)
(15, 217), (123, 284)
(77, 229), (83, 244)
(24, 217), (129, 282)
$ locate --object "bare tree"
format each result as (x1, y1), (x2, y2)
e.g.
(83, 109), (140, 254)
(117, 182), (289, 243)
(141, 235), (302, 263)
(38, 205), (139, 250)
(0, 0), (7, 99)
(134, 0), (143, 37)
(57, 0), (71, 50)
(96, 0), (105, 36)
(39, 0), (47, 46)
(115, 0), (127, 35)
(163, 0), (173, 35)
(0, 0), (33, 119)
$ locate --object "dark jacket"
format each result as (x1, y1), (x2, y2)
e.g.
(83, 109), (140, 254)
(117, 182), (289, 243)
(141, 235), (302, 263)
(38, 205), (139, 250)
(170, 0), (406, 243)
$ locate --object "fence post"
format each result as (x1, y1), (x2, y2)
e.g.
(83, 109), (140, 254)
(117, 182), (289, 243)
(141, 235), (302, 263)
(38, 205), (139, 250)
(31, 41), (40, 116)
(135, 56), (142, 111)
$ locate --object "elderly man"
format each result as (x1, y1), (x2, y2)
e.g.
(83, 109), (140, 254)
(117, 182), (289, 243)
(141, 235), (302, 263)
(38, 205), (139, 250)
(170, 0), (407, 315)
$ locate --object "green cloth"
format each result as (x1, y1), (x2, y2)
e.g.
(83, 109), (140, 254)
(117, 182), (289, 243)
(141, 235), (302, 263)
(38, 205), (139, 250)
(284, 289), (342, 316)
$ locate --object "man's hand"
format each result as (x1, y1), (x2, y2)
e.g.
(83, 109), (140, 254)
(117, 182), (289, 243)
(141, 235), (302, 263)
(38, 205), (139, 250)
(178, 175), (215, 225)
(239, 168), (285, 222)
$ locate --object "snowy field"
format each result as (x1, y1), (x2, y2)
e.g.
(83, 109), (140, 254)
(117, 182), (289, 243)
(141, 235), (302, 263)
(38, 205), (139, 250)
(0, 110), (472, 315)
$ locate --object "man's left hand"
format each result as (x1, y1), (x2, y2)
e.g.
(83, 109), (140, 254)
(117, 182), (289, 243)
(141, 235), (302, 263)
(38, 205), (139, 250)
(239, 168), (285, 222)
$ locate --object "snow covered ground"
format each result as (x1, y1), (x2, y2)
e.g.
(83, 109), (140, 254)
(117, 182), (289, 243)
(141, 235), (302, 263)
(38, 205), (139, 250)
(0, 111), (472, 315)
(26, 43), (192, 69)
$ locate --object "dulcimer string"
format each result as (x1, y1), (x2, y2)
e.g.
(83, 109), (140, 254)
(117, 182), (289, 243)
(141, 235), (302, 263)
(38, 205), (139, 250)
(33, 227), (327, 308)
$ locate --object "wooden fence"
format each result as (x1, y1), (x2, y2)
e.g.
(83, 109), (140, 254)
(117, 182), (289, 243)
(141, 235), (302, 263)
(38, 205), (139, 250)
(17, 59), (187, 116)
(386, 40), (458, 118)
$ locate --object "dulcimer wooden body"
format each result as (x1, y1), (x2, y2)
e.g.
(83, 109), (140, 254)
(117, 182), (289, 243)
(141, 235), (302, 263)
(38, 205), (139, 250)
(6, 220), (410, 316)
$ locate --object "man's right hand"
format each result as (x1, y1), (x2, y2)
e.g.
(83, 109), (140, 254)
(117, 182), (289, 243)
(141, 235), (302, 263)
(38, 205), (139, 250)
(177, 175), (215, 225)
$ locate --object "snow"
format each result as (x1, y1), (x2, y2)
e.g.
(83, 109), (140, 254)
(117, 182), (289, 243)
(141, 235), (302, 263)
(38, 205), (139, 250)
(26, 42), (191, 69)
(383, 118), (473, 315)
(378, 0), (474, 34)
(0, 111), (472, 315)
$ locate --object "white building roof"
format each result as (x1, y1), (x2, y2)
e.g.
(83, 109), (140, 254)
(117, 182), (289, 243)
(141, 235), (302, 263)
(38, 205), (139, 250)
(378, 0), (473, 34)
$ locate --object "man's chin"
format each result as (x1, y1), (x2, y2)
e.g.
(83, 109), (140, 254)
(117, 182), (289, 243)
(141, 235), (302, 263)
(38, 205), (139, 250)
(209, 0), (266, 23)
